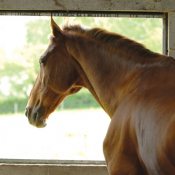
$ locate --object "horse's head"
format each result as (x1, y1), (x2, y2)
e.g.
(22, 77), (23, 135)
(25, 17), (83, 128)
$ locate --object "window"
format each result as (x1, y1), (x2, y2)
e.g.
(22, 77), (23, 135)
(0, 11), (167, 174)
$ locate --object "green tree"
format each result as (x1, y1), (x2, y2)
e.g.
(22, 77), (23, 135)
(78, 17), (162, 53)
(25, 18), (64, 45)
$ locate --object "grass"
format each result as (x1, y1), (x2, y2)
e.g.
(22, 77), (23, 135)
(0, 108), (110, 160)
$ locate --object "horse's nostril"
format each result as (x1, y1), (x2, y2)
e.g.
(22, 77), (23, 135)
(33, 112), (38, 121)
(25, 107), (29, 117)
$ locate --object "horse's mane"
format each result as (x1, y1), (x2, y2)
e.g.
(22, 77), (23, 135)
(62, 23), (167, 63)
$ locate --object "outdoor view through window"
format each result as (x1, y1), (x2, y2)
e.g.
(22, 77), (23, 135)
(0, 16), (162, 160)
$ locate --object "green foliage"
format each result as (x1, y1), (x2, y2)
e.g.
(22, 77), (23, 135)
(77, 17), (162, 53)
(0, 57), (29, 99)
(0, 98), (28, 114)
(25, 17), (162, 53)
(63, 88), (100, 109)
(0, 89), (100, 114)
(25, 18), (64, 45)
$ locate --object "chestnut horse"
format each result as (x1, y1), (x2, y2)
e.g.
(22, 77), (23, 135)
(25, 17), (175, 175)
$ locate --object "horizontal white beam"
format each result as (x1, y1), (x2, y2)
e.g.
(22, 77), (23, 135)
(0, 159), (108, 175)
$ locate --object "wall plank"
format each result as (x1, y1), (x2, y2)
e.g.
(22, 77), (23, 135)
(0, 0), (174, 12)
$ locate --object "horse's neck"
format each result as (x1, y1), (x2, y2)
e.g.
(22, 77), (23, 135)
(66, 35), (133, 117)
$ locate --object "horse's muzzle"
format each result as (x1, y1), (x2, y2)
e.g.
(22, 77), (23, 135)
(25, 107), (47, 128)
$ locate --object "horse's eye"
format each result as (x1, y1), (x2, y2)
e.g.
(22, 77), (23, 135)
(39, 59), (46, 66)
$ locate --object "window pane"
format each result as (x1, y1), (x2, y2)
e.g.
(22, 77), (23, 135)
(0, 16), (162, 160)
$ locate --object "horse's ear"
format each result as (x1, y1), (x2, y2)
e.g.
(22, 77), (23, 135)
(50, 15), (62, 38)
